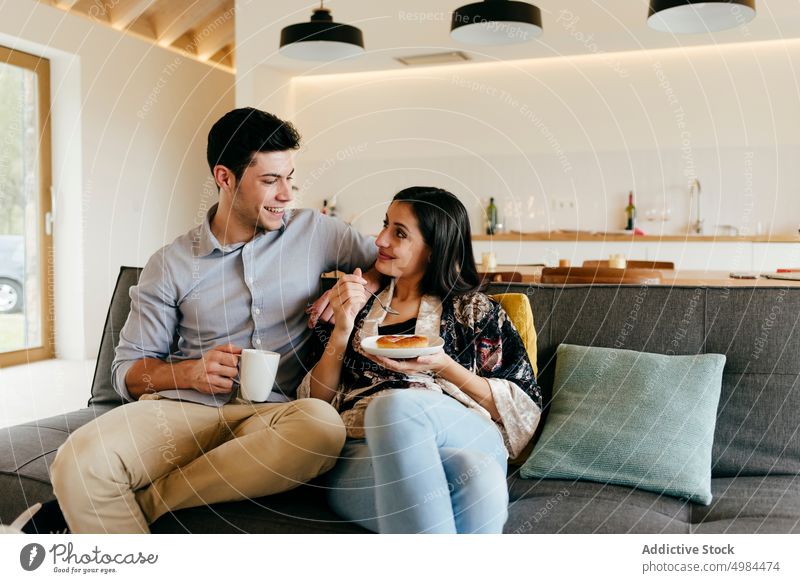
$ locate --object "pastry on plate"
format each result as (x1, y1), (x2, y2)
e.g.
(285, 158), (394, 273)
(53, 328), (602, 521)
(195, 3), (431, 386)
(375, 335), (429, 349)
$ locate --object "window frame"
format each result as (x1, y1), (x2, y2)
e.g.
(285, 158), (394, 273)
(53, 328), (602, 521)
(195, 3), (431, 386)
(0, 45), (54, 367)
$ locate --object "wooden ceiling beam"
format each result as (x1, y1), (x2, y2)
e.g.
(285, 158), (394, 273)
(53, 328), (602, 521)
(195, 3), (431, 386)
(192, 1), (235, 60)
(152, 0), (224, 48)
(109, 0), (159, 30)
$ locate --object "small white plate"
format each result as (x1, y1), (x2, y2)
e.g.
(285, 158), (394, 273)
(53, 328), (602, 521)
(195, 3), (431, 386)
(360, 335), (445, 359)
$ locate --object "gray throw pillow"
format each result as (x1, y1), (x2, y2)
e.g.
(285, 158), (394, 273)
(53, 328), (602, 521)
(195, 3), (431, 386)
(520, 344), (725, 505)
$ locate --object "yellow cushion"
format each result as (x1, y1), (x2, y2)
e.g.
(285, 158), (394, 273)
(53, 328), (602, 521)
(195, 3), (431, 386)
(490, 293), (538, 377)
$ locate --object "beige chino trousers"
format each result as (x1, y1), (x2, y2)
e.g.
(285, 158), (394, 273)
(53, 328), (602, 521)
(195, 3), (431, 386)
(50, 396), (345, 533)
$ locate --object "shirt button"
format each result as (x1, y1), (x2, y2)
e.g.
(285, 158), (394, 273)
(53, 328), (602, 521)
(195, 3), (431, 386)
(254, 308), (261, 315)
(255, 338), (261, 345)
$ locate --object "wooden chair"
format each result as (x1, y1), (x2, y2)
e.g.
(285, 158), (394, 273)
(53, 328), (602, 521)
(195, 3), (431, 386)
(478, 271), (523, 284)
(540, 267), (663, 285)
(582, 260), (675, 270)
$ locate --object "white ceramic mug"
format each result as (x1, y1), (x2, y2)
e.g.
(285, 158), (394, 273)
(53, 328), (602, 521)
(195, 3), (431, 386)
(239, 349), (280, 402)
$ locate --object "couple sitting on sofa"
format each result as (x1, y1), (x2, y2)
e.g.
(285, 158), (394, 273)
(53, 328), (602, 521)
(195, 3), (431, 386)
(43, 107), (542, 534)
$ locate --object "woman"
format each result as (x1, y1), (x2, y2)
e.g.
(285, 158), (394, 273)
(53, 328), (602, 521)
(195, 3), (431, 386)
(297, 186), (542, 533)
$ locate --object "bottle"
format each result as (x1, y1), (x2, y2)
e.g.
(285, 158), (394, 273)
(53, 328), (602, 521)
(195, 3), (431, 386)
(321, 199), (329, 215)
(486, 197), (498, 235)
(625, 191), (636, 231)
(328, 199), (337, 218)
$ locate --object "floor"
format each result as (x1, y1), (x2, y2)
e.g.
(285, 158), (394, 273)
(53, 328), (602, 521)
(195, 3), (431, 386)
(0, 359), (96, 429)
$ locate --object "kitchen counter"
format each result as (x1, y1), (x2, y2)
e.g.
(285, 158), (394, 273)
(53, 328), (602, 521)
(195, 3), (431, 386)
(473, 231), (800, 243)
(487, 265), (800, 287)
(472, 233), (800, 272)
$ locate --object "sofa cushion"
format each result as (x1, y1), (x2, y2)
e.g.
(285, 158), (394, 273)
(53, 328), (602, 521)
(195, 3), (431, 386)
(150, 482), (369, 534)
(0, 406), (114, 523)
(691, 476), (800, 533)
(504, 474), (691, 533)
(520, 344), (725, 505)
(491, 293), (537, 377)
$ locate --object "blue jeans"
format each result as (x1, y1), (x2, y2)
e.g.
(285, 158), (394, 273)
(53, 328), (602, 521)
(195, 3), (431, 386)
(324, 390), (509, 533)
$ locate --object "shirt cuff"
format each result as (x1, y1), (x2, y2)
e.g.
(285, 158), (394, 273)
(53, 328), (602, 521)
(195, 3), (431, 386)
(111, 360), (137, 403)
(486, 378), (542, 458)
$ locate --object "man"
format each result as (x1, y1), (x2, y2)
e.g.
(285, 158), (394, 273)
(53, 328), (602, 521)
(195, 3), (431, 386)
(49, 108), (378, 533)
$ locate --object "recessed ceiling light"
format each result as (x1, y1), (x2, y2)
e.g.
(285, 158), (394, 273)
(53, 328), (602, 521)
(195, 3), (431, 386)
(395, 51), (471, 67)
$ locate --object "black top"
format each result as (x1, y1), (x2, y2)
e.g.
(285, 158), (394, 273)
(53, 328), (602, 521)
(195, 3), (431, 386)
(377, 318), (418, 336)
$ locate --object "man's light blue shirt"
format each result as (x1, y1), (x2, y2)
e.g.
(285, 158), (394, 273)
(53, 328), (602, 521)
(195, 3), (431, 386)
(111, 204), (376, 406)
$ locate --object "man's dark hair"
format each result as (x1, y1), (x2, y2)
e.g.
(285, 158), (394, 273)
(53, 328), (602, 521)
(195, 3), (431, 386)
(392, 186), (480, 298)
(206, 107), (301, 181)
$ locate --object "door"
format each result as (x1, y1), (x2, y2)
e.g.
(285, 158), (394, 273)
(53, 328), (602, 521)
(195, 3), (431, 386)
(0, 46), (53, 367)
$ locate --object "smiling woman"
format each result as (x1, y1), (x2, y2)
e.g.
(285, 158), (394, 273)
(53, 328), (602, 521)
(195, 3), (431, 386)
(0, 45), (53, 367)
(298, 186), (542, 534)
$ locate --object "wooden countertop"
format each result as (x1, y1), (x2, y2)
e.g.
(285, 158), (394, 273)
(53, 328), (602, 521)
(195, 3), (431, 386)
(473, 231), (800, 243)
(489, 265), (800, 287)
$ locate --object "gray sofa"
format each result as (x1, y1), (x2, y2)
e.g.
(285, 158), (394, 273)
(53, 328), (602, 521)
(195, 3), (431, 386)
(2, 267), (799, 533)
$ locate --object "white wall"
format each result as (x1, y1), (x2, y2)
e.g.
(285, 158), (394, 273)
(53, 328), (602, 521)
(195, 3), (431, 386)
(1, 1), (235, 358)
(286, 40), (800, 238)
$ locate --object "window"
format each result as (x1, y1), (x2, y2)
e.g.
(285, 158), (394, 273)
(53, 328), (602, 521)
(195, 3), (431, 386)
(0, 46), (53, 367)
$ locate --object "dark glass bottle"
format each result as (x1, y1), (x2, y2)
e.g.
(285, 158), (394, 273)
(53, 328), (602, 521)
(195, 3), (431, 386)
(625, 191), (636, 231)
(486, 197), (498, 235)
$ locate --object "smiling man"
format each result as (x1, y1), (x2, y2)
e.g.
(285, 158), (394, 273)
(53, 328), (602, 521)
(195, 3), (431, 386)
(47, 108), (378, 533)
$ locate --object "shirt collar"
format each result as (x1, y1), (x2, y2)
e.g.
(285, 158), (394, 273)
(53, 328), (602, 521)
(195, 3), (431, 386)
(193, 203), (290, 257)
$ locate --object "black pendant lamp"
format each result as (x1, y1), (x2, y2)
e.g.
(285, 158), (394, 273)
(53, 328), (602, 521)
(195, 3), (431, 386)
(648, 0), (756, 33)
(279, 2), (365, 60)
(451, 0), (543, 45)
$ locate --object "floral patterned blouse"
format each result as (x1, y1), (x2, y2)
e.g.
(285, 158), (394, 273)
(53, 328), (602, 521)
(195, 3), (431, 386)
(297, 280), (542, 458)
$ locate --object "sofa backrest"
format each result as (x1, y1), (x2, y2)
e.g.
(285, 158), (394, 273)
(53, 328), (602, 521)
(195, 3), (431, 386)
(88, 266), (142, 406)
(91, 273), (800, 479)
(484, 283), (800, 479)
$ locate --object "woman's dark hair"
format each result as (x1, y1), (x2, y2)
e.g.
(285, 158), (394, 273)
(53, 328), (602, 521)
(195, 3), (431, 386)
(392, 186), (480, 298)
(206, 107), (301, 181)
